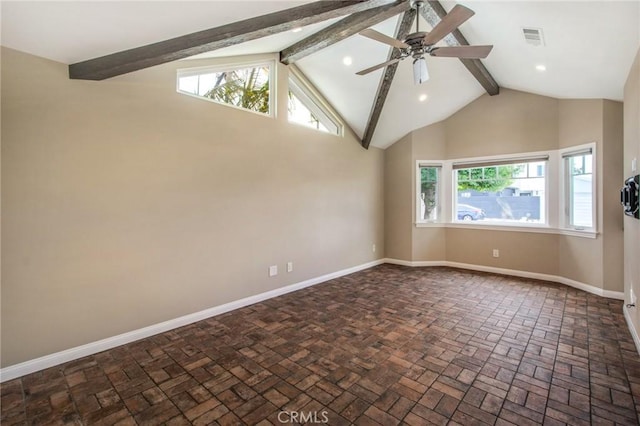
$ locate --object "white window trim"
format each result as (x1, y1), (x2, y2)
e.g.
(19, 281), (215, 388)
(415, 222), (598, 239)
(451, 150), (551, 226)
(176, 59), (276, 118)
(414, 146), (599, 239)
(287, 66), (344, 136)
(559, 142), (597, 233)
(415, 161), (444, 224)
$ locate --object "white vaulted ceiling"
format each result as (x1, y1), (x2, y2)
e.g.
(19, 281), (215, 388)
(2, 1), (639, 149)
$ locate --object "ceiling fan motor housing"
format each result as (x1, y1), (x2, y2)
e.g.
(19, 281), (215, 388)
(404, 32), (429, 58)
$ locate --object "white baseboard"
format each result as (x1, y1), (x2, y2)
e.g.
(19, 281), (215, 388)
(602, 289), (626, 300)
(384, 258), (625, 301)
(0, 259), (385, 383)
(624, 304), (640, 355)
(1, 257), (625, 382)
(384, 258), (445, 267)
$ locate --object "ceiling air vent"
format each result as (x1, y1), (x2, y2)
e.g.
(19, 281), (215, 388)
(522, 27), (545, 46)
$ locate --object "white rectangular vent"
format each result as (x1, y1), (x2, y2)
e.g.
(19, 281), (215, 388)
(522, 27), (545, 46)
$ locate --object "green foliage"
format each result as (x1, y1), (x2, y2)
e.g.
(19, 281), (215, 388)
(421, 166), (437, 183)
(205, 67), (270, 114)
(457, 165), (522, 193)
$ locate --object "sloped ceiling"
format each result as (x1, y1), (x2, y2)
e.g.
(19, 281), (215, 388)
(2, 1), (639, 149)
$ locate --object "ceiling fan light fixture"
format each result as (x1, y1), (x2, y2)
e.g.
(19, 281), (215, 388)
(413, 57), (429, 84)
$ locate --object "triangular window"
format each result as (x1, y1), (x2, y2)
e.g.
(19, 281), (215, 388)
(288, 71), (342, 135)
(178, 62), (273, 116)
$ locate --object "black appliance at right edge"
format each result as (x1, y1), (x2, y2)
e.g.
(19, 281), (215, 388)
(621, 174), (639, 219)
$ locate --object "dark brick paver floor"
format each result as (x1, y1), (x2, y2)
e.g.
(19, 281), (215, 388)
(2, 265), (640, 425)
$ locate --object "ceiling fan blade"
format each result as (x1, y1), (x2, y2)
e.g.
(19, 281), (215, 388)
(356, 57), (403, 75)
(359, 28), (409, 49)
(423, 4), (475, 46)
(430, 45), (493, 59)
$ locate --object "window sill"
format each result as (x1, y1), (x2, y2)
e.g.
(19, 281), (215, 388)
(414, 222), (598, 238)
(556, 228), (598, 238)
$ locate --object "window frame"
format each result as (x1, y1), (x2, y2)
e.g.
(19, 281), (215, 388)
(176, 59), (276, 117)
(287, 66), (343, 136)
(451, 153), (550, 227)
(559, 143), (597, 233)
(415, 147), (597, 238)
(415, 162), (444, 224)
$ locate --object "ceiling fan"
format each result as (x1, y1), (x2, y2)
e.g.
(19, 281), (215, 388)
(356, 1), (493, 84)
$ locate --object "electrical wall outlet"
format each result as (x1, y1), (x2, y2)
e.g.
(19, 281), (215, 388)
(492, 249), (500, 258)
(632, 157), (637, 172)
(269, 265), (278, 277)
(631, 288), (637, 305)
(372, 244), (376, 253)
(287, 262), (293, 273)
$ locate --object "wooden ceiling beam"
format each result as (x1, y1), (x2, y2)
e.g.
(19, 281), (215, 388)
(69, 0), (397, 80)
(422, 1), (499, 96)
(280, 0), (409, 65)
(361, 8), (416, 149)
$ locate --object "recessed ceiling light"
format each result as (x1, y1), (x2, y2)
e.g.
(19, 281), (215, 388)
(343, 56), (353, 66)
(419, 94), (428, 102)
(535, 64), (547, 72)
(291, 27), (303, 33)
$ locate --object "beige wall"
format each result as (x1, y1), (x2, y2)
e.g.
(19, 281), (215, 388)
(389, 89), (623, 292)
(558, 99), (602, 148)
(446, 229), (559, 275)
(602, 100), (624, 292)
(384, 134), (412, 260)
(445, 89), (559, 158)
(624, 47), (640, 338)
(412, 122), (447, 159)
(1, 47), (385, 367)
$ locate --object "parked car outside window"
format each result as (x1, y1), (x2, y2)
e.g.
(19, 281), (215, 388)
(457, 204), (485, 221)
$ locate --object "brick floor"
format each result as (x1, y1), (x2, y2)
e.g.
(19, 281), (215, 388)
(2, 265), (640, 425)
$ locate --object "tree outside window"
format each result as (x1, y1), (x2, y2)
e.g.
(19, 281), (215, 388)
(419, 166), (439, 221)
(178, 64), (271, 115)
